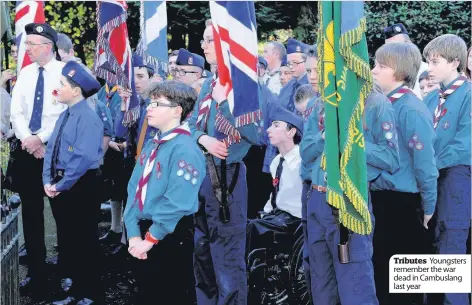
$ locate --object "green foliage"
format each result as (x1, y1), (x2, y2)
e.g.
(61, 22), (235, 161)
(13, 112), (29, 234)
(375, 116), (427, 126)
(365, 1), (471, 59)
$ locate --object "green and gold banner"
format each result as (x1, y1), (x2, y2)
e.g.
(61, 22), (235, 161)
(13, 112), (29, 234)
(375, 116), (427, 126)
(318, 1), (372, 235)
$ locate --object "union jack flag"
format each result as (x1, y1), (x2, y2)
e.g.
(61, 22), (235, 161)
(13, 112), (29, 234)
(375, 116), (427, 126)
(135, 1), (168, 78)
(94, 0), (137, 111)
(209, 1), (261, 146)
(15, 1), (45, 73)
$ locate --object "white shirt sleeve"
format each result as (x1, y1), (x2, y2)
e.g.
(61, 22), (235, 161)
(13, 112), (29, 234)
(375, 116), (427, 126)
(10, 69), (31, 141)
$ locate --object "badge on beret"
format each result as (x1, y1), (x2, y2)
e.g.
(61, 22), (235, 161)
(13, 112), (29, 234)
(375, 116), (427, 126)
(296, 45), (301, 52)
(68, 70), (76, 77)
(188, 57), (193, 65)
(394, 26), (402, 33)
(36, 26), (43, 33)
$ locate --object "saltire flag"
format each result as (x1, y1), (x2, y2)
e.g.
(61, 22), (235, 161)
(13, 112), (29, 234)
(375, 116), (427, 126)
(94, 0), (138, 112)
(319, 1), (372, 235)
(209, 1), (261, 147)
(15, 1), (45, 73)
(135, 0), (168, 78)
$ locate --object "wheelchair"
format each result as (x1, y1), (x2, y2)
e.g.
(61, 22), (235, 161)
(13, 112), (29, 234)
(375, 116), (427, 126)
(246, 216), (310, 305)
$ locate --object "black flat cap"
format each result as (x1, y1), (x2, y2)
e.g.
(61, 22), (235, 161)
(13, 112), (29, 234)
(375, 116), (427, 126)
(25, 22), (58, 43)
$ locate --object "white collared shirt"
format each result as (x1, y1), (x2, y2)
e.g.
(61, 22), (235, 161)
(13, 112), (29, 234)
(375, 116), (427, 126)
(264, 145), (303, 218)
(262, 66), (283, 96)
(10, 59), (66, 142)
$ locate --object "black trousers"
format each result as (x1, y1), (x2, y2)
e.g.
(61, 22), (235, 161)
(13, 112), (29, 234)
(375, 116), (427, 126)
(371, 191), (434, 305)
(133, 216), (195, 305)
(244, 145), (273, 219)
(15, 148), (48, 279)
(49, 169), (103, 301)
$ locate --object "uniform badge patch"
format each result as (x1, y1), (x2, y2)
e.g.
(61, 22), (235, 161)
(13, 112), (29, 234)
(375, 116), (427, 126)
(155, 162), (162, 179)
(68, 70), (76, 77)
(36, 26), (43, 33)
(150, 130), (156, 137)
(415, 142), (424, 150)
(177, 160), (186, 176)
(385, 132), (393, 140)
(188, 57), (193, 65)
(381, 122), (391, 131)
(443, 121), (450, 130)
(68, 145), (73, 152)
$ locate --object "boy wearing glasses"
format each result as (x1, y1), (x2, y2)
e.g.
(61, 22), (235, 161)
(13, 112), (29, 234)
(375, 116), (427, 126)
(174, 48), (205, 86)
(124, 80), (205, 305)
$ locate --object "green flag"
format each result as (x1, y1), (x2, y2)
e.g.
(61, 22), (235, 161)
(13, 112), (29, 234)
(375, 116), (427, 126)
(318, 1), (372, 235)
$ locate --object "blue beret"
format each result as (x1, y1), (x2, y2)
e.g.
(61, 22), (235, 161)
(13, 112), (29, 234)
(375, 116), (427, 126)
(383, 23), (409, 39)
(202, 70), (214, 78)
(270, 106), (303, 136)
(62, 61), (101, 98)
(132, 53), (154, 71)
(286, 38), (310, 55)
(176, 48), (205, 69)
(281, 55), (288, 67)
(258, 56), (267, 69)
(25, 23), (58, 43)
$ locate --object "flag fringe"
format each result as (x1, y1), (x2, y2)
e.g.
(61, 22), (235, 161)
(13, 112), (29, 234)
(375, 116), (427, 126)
(235, 109), (262, 128)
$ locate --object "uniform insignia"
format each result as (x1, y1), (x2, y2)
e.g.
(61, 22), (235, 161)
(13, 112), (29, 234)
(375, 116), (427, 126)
(188, 57), (193, 65)
(296, 45), (301, 52)
(68, 146), (73, 152)
(385, 131), (393, 140)
(394, 26), (401, 33)
(202, 70), (207, 77)
(408, 140), (415, 149)
(140, 152), (147, 166)
(187, 164), (194, 172)
(68, 70), (76, 77)
(177, 160), (186, 176)
(324, 172), (328, 182)
(388, 141), (395, 148)
(155, 162), (162, 179)
(184, 172), (191, 181)
(415, 142), (424, 150)
(150, 130), (156, 137)
(36, 26), (43, 33)
(191, 178), (198, 185)
(192, 170), (199, 177)
(443, 121), (450, 130)
(381, 122), (391, 131)
(412, 134), (418, 141)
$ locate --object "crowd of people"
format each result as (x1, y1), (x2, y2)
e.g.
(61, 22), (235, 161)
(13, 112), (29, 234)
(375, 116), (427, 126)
(0, 17), (471, 305)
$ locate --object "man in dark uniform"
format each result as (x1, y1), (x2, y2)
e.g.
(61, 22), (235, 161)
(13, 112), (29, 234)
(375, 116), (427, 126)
(42, 60), (103, 305)
(10, 22), (65, 299)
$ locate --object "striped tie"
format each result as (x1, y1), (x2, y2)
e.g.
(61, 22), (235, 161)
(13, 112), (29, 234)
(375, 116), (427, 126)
(433, 76), (468, 129)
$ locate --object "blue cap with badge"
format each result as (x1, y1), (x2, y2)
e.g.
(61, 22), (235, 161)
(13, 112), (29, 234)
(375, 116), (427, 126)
(132, 53), (155, 72)
(25, 22), (58, 43)
(270, 105), (304, 136)
(286, 38), (310, 55)
(62, 61), (101, 98)
(176, 48), (205, 69)
(383, 23), (409, 39)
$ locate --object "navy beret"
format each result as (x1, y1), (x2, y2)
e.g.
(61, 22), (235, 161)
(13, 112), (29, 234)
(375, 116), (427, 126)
(286, 38), (310, 55)
(258, 56), (267, 69)
(383, 23), (409, 39)
(62, 61), (101, 98)
(132, 53), (154, 72)
(202, 70), (214, 78)
(270, 106), (303, 136)
(25, 22), (57, 43)
(176, 48), (205, 69)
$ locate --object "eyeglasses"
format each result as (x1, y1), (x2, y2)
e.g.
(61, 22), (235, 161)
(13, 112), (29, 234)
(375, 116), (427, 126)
(148, 100), (179, 109)
(200, 38), (214, 45)
(175, 69), (199, 77)
(25, 41), (52, 47)
(287, 60), (306, 69)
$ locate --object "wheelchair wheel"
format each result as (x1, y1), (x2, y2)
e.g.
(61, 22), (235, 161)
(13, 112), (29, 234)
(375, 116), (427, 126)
(289, 234), (311, 305)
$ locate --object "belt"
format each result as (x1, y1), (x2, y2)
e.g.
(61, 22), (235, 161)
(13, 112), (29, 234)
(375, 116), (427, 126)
(312, 184), (327, 193)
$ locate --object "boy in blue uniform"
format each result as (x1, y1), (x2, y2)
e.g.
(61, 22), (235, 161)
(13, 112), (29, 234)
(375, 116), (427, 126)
(189, 19), (260, 305)
(103, 54), (159, 245)
(124, 80), (204, 305)
(423, 34), (471, 305)
(42, 61), (103, 305)
(371, 42), (438, 305)
(174, 48), (205, 86)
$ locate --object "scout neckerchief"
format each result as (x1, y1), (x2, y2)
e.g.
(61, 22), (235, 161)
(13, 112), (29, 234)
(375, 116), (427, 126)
(196, 78), (241, 147)
(433, 75), (468, 129)
(105, 83), (118, 107)
(134, 123), (191, 212)
(388, 86), (413, 103)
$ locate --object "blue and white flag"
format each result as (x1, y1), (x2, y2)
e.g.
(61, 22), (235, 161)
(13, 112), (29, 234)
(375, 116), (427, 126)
(136, 1), (168, 78)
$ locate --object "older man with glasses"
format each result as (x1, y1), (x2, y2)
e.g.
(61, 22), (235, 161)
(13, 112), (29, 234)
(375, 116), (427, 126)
(10, 22), (66, 300)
